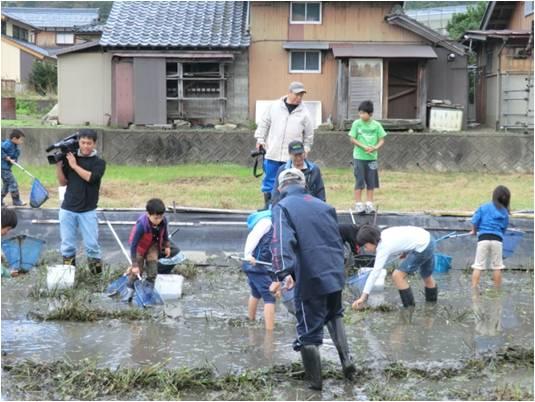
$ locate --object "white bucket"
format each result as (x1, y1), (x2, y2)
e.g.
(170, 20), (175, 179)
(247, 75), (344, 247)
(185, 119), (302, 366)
(155, 274), (184, 300)
(360, 267), (387, 292)
(47, 264), (75, 291)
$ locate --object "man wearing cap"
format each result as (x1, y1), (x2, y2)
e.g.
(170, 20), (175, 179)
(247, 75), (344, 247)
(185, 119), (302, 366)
(269, 168), (356, 390)
(271, 140), (325, 206)
(254, 82), (315, 209)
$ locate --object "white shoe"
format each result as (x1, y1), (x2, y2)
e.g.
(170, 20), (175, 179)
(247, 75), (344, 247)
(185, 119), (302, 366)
(354, 202), (365, 214)
(365, 202), (376, 214)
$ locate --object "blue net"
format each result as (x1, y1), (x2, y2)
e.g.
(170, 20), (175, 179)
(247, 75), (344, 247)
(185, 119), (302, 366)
(29, 178), (49, 208)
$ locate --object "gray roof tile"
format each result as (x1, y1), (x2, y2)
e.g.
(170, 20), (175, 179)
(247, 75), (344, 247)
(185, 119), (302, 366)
(100, 1), (250, 48)
(2, 7), (99, 29)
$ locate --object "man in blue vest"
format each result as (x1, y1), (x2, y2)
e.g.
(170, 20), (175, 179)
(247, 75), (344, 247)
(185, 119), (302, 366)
(269, 168), (356, 390)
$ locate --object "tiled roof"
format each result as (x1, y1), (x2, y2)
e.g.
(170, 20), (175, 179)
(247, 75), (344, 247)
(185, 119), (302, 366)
(74, 23), (105, 33)
(100, 1), (250, 48)
(2, 7), (99, 29)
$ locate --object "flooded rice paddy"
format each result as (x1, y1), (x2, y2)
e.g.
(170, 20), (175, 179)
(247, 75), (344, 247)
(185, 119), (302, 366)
(1, 262), (533, 400)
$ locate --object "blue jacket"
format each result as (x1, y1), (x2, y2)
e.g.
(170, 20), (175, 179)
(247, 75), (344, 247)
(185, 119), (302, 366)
(271, 159), (326, 205)
(271, 185), (345, 301)
(471, 201), (509, 240)
(1, 139), (20, 170)
(242, 210), (273, 275)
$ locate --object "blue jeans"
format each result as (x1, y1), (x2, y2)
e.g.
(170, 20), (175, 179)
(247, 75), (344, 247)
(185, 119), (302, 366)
(398, 240), (435, 278)
(261, 159), (285, 193)
(59, 208), (101, 259)
(1, 169), (19, 196)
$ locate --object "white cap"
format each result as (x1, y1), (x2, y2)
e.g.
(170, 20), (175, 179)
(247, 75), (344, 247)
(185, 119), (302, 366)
(278, 168), (305, 189)
(288, 81), (306, 94)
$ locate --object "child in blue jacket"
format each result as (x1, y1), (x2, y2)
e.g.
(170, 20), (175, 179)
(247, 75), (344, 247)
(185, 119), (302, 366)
(470, 185), (511, 289)
(242, 209), (276, 331)
(1, 129), (26, 206)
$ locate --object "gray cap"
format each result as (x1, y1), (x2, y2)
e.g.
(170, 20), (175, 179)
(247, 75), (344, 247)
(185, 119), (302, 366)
(288, 81), (306, 94)
(278, 168), (305, 189)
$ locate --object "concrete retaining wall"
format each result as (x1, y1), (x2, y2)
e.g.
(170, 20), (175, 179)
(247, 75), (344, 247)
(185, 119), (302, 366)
(1, 127), (533, 173)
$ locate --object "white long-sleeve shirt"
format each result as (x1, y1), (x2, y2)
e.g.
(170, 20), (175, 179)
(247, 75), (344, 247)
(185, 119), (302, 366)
(243, 218), (272, 259)
(363, 226), (431, 295)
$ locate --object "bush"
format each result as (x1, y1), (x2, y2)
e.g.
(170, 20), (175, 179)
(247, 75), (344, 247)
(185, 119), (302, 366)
(28, 61), (57, 95)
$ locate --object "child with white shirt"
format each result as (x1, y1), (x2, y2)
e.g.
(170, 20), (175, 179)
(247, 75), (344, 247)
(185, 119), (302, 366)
(352, 225), (438, 309)
(242, 209), (276, 330)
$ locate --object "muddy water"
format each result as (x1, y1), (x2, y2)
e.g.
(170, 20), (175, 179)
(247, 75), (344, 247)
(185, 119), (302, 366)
(2, 266), (533, 400)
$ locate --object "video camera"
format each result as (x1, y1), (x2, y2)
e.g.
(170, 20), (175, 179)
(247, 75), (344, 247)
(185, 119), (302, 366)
(250, 146), (266, 158)
(46, 133), (79, 164)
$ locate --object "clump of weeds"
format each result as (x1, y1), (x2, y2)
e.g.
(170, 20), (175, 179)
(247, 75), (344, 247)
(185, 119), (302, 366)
(173, 261), (198, 279)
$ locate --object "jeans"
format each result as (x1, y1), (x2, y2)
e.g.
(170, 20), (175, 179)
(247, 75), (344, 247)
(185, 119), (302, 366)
(261, 159), (285, 193)
(1, 169), (19, 196)
(398, 240), (435, 278)
(59, 208), (101, 259)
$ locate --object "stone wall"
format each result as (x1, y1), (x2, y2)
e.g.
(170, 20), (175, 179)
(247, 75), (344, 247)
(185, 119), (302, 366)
(1, 127), (533, 173)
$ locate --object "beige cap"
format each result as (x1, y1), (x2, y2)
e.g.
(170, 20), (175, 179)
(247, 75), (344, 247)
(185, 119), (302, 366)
(288, 81), (306, 94)
(278, 168), (306, 188)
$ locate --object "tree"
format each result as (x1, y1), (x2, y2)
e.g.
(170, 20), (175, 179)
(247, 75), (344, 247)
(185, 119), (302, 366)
(28, 61), (57, 95)
(446, 2), (487, 40)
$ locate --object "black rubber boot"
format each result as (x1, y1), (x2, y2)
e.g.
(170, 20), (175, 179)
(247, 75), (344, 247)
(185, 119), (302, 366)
(88, 258), (103, 275)
(63, 255), (76, 267)
(300, 345), (323, 391)
(425, 286), (438, 302)
(262, 192), (271, 210)
(399, 287), (415, 308)
(327, 317), (356, 380)
(11, 191), (26, 206)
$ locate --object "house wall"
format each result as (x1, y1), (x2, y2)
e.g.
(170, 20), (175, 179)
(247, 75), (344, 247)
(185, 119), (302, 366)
(500, 46), (533, 72)
(427, 48), (469, 128)
(249, 1), (426, 121)
(226, 49), (249, 122)
(508, 1), (534, 30)
(1, 39), (20, 81)
(19, 49), (36, 82)
(36, 31), (57, 48)
(58, 51), (112, 125)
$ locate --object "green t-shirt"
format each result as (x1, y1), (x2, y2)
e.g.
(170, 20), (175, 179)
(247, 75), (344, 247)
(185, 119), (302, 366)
(348, 119), (387, 160)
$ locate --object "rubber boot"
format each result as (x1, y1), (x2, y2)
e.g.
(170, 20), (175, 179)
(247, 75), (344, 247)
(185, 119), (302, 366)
(300, 345), (323, 391)
(11, 191), (26, 206)
(1, 191), (7, 207)
(326, 317), (356, 380)
(425, 286), (438, 303)
(399, 287), (415, 308)
(145, 261), (158, 284)
(262, 192), (271, 210)
(63, 255), (76, 267)
(88, 258), (103, 275)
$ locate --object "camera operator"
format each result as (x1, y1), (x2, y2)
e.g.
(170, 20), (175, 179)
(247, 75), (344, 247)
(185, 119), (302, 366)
(56, 129), (106, 274)
(254, 82), (314, 210)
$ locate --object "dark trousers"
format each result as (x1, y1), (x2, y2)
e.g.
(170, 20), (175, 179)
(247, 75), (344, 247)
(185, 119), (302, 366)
(294, 290), (344, 347)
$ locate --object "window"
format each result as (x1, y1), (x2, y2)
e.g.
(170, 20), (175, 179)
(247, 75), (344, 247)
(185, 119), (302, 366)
(13, 25), (28, 42)
(525, 1), (534, 16)
(56, 32), (74, 45)
(289, 51), (321, 73)
(290, 2), (321, 24)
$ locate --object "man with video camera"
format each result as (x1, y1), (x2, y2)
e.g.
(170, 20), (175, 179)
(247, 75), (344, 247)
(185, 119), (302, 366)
(55, 129), (106, 274)
(254, 81), (314, 209)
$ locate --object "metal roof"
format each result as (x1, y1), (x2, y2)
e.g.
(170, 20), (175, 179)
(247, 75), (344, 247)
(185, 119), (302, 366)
(2, 7), (99, 29)
(2, 35), (54, 59)
(331, 43), (438, 59)
(100, 1), (250, 48)
(386, 9), (466, 56)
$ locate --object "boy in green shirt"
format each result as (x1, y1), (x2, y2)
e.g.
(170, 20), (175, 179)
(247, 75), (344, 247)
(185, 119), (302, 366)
(348, 100), (387, 214)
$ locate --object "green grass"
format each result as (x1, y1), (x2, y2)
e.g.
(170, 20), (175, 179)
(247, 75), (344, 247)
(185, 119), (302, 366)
(9, 163), (534, 212)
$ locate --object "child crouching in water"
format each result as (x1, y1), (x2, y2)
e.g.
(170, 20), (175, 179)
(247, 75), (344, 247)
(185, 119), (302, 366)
(470, 185), (511, 289)
(242, 209), (276, 331)
(123, 198), (170, 302)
